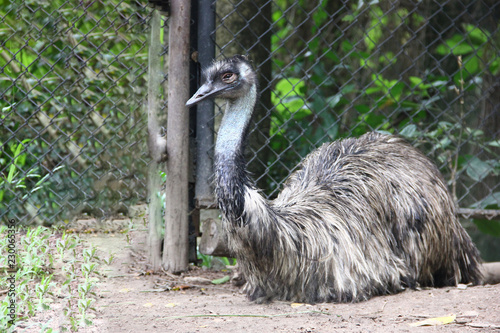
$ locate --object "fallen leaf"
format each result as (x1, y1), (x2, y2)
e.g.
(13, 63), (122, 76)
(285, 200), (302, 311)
(291, 303), (304, 308)
(172, 285), (191, 291)
(143, 303), (154, 307)
(211, 276), (230, 285)
(165, 303), (177, 308)
(409, 314), (456, 327)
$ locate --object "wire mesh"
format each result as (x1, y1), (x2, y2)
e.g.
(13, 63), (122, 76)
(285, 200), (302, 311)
(1, 1), (151, 224)
(212, 0), (500, 214)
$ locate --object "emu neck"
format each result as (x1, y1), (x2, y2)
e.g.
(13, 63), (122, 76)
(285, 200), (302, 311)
(214, 84), (259, 225)
(215, 85), (257, 157)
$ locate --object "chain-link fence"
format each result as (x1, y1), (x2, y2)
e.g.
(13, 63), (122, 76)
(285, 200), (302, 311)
(209, 0), (500, 215)
(2, 0), (499, 248)
(1, 1), (151, 224)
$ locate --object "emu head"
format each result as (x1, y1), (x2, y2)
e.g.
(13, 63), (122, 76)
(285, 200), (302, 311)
(186, 55), (257, 107)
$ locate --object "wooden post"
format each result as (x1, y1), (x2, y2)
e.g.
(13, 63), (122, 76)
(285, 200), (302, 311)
(163, 0), (191, 273)
(146, 9), (164, 271)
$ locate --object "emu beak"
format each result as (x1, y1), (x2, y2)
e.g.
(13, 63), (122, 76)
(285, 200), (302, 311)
(186, 83), (223, 107)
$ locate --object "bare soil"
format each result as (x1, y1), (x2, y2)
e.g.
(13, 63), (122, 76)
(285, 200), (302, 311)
(57, 227), (498, 333)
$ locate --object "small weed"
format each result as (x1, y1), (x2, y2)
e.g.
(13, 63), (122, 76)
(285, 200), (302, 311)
(197, 248), (236, 270)
(0, 225), (101, 332)
(102, 253), (115, 265)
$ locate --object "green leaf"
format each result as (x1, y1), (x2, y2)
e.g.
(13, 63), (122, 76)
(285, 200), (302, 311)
(363, 113), (386, 128)
(464, 24), (489, 45)
(473, 219), (500, 237)
(355, 104), (370, 114)
(435, 34), (473, 55)
(489, 57), (500, 75)
(463, 55), (480, 75)
(326, 123), (339, 140)
(327, 94), (342, 108)
(211, 275), (230, 285)
(477, 192), (500, 208)
(435, 34), (461, 55)
(365, 87), (382, 95)
(312, 7), (328, 27)
(466, 128), (484, 138)
(431, 80), (448, 88)
(2, 103), (16, 112)
(409, 76), (423, 87)
(399, 124), (418, 138)
(451, 42), (474, 55)
(342, 14), (355, 23)
(435, 44), (449, 55)
(487, 140), (500, 148)
(400, 100), (421, 111)
(436, 137), (452, 150)
(466, 157), (493, 181)
(273, 78), (305, 102)
(389, 82), (405, 101)
(292, 107), (312, 121)
(341, 84), (356, 94)
(375, 130), (393, 136)
(341, 40), (353, 53)
(324, 50), (340, 63)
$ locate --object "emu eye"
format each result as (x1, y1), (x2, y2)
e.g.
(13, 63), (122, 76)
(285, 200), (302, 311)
(221, 72), (237, 84)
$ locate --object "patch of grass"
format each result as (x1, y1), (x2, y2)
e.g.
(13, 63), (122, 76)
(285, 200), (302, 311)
(197, 250), (236, 270)
(0, 225), (101, 332)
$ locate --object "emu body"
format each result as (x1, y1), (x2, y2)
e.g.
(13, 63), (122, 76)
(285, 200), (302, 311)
(187, 55), (482, 303)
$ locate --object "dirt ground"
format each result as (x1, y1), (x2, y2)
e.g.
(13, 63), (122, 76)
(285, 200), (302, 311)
(58, 228), (499, 333)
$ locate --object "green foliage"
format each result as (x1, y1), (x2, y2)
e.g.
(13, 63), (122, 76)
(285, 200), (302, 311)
(392, 121), (500, 237)
(211, 275), (230, 285)
(0, 226), (101, 331)
(435, 24), (500, 82)
(267, 1), (499, 239)
(470, 192), (500, 237)
(0, 0), (150, 224)
(197, 249), (236, 270)
(400, 122), (499, 182)
(0, 138), (64, 218)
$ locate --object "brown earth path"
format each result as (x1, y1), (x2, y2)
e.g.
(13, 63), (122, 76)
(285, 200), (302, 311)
(77, 230), (500, 333)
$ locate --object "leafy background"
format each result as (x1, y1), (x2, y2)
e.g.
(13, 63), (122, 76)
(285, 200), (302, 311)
(1, 0), (150, 224)
(216, 0), (500, 259)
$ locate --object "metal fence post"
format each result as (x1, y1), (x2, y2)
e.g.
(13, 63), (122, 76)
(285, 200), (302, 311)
(194, 0), (216, 208)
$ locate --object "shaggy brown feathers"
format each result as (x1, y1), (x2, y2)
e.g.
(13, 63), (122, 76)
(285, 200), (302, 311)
(187, 55), (483, 304)
(227, 132), (482, 303)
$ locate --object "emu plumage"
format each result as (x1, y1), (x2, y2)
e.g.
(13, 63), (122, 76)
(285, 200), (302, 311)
(187, 55), (482, 303)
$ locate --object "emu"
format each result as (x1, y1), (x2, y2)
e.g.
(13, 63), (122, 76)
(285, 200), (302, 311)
(186, 55), (482, 303)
